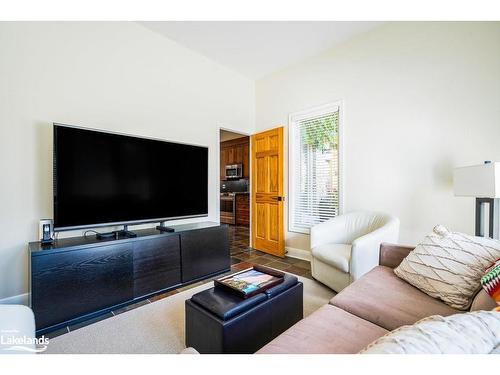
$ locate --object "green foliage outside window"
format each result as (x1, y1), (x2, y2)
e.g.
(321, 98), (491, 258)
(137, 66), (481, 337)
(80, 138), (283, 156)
(301, 112), (339, 151)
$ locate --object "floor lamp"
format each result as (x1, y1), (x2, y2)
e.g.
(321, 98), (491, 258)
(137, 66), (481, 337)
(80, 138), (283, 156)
(454, 161), (499, 239)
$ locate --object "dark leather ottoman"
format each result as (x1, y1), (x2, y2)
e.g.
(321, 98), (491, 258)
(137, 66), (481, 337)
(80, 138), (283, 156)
(185, 274), (303, 353)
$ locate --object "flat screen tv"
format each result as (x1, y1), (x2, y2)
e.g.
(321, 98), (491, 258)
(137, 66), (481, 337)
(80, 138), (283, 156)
(53, 124), (208, 231)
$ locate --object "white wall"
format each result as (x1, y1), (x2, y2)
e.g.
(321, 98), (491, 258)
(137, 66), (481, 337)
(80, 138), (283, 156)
(256, 22), (500, 252)
(0, 22), (255, 301)
(2, 21), (499, 300)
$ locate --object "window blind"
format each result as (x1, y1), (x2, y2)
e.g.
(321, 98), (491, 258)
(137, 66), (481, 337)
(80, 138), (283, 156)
(289, 106), (340, 234)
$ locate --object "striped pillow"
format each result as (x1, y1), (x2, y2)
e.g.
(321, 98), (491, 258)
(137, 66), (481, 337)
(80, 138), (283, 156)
(482, 259), (500, 311)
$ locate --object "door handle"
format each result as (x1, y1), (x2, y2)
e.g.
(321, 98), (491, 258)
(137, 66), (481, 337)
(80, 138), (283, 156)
(272, 196), (285, 201)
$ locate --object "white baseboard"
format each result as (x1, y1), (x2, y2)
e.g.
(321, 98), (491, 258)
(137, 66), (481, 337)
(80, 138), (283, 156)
(285, 246), (311, 261)
(0, 293), (29, 306)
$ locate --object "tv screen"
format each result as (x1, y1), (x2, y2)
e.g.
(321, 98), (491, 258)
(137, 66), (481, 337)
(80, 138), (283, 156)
(53, 124), (208, 230)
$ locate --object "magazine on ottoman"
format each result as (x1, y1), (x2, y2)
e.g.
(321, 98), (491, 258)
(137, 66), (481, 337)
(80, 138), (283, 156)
(215, 265), (285, 298)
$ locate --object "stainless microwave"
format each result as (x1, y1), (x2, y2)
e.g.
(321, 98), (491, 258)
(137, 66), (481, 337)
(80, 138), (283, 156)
(225, 164), (243, 179)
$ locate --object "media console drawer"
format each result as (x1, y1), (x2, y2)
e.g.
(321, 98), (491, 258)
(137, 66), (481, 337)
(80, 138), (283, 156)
(29, 222), (229, 334)
(180, 226), (230, 283)
(31, 243), (134, 330)
(133, 235), (181, 298)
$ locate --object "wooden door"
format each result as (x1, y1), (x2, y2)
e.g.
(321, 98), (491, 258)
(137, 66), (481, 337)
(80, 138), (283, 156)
(251, 127), (285, 257)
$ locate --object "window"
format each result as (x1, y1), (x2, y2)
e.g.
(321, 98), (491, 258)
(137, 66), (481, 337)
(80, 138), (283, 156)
(289, 102), (342, 234)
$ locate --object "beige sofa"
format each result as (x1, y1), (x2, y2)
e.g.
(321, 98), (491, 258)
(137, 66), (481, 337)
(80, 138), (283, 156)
(257, 243), (497, 354)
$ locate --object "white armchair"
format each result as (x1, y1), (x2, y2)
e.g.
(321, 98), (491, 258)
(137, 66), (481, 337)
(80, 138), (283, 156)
(310, 211), (400, 292)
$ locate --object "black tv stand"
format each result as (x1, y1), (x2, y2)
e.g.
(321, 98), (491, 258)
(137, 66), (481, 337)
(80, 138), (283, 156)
(115, 229), (137, 238)
(29, 222), (229, 335)
(96, 225), (137, 240)
(156, 222), (175, 233)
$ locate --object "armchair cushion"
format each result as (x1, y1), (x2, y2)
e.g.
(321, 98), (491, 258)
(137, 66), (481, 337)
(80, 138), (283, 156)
(311, 244), (351, 273)
(471, 289), (498, 312)
(311, 211), (399, 249)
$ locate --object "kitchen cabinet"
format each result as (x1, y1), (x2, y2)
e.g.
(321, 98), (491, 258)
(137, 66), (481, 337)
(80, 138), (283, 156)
(227, 148), (235, 165)
(235, 194), (250, 227)
(220, 148), (228, 180)
(220, 137), (250, 180)
(242, 143), (249, 180)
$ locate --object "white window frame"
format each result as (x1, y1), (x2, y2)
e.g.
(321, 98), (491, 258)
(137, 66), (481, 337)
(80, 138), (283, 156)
(288, 101), (344, 234)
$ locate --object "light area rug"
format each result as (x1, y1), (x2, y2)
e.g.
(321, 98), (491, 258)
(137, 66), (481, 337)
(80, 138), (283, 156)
(44, 276), (334, 354)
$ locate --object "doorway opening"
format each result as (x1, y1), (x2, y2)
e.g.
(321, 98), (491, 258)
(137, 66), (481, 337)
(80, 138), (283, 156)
(219, 129), (250, 255)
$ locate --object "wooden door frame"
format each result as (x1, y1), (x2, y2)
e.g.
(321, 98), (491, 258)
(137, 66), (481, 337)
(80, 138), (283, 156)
(218, 127), (252, 240)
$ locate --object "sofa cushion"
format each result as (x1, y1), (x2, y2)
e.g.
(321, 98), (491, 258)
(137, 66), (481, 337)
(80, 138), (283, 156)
(379, 243), (414, 268)
(311, 243), (351, 272)
(361, 310), (500, 354)
(470, 289), (497, 312)
(330, 266), (460, 331)
(394, 225), (500, 310)
(256, 304), (388, 354)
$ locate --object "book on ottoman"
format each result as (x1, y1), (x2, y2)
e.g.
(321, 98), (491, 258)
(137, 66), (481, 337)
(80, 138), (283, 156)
(215, 265), (285, 298)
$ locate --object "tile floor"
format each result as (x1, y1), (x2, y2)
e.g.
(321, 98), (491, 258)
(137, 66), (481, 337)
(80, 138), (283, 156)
(43, 225), (312, 339)
(228, 225), (312, 278)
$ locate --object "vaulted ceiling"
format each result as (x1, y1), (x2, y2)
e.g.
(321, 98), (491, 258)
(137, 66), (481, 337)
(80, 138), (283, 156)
(139, 21), (382, 79)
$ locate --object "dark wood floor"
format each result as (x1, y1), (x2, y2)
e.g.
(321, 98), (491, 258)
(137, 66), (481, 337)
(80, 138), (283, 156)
(44, 225), (311, 339)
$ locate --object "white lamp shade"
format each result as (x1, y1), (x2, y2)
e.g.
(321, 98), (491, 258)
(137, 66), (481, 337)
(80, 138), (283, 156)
(454, 162), (500, 198)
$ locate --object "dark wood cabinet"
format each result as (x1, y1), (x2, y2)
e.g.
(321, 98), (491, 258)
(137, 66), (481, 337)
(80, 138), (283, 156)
(235, 194), (250, 227)
(220, 137), (250, 180)
(133, 236), (181, 298)
(32, 243), (133, 330)
(220, 148), (228, 180)
(29, 222), (229, 334)
(235, 145), (243, 167)
(227, 147), (234, 165)
(242, 143), (249, 179)
(181, 226), (230, 282)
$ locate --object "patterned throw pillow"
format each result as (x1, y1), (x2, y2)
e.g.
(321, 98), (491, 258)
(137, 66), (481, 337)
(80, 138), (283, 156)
(394, 225), (500, 310)
(481, 259), (500, 311)
(360, 311), (500, 354)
